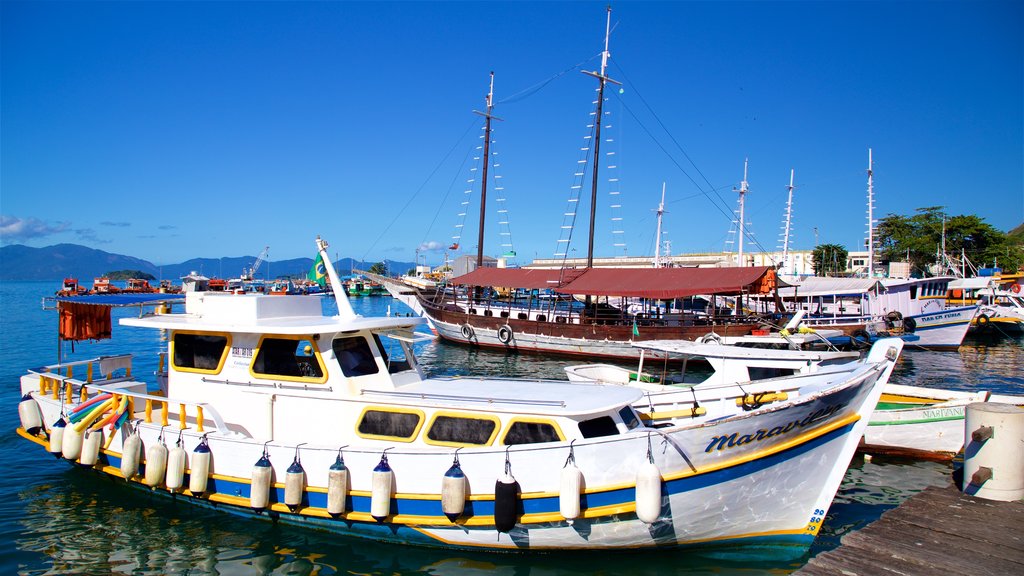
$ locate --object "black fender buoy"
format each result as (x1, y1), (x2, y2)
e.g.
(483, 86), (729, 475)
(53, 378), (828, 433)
(460, 324), (475, 340)
(497, 324), (513, 345)
(903, 317), (917, 333)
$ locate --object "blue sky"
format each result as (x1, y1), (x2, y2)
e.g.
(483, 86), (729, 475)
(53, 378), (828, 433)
(2, 1), (1021, 267)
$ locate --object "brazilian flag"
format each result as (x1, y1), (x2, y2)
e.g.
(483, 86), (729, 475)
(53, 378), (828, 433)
(308, 254), (327, 287)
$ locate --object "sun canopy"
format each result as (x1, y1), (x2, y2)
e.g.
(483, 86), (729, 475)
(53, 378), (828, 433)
(450, 266), (779, 298)
(449, 268), (587, 290)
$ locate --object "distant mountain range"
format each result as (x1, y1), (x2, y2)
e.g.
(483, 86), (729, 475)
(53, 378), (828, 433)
(0, 244), (416, 282)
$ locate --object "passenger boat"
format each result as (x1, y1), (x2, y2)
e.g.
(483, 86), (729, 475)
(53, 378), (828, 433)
(766, 276), (978, 350)
(946, 277), (1024, 334)
(566, 337), (1022, 460)
(16, 236), (903, 554)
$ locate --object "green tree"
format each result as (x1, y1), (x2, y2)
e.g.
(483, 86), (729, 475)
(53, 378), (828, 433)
(811, 244), (849, 277)
(876, 208), (1024, 274)
(369, 262), (387, 275)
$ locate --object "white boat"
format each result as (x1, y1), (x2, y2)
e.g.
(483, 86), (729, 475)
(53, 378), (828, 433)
(567, 338), (1022, 460)
(767, 276), (978, 350)
(15, 236), (905, 554)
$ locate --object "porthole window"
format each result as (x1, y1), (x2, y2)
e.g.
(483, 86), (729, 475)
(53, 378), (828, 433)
(172, 332), (228, 373)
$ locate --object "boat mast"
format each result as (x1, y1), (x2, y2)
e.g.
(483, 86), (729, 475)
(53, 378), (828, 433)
(866, 148), (875, 277)
(780, 169), (794, 269)
(735, 159), (749, 267)
(474, 72), (499, 269)
(654, 182), (667, 268)
(582, 6), (619, 268)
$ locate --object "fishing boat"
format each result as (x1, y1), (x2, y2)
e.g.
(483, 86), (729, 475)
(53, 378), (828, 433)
(566, 337), (1022, 460)
(947, 277), (1024, 334)
(16, 236), (903, 554)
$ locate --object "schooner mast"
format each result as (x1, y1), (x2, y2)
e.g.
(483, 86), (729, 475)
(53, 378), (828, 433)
(581, 6), (621, 268)
(474, 72), (501, 269)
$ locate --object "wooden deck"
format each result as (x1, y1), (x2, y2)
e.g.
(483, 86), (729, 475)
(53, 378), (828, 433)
(796, 484), (1024, 575)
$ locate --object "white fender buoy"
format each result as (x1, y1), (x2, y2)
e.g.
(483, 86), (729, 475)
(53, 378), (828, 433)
(79, 429), (103, 467)
(120, 426), (142, 480)
(370, 451), (394, 521)
(494, 453), (520, 533)
(188, 436), (212, 496)
(61, 425), (83, 461)
(284, 444), (307, 511)
(145, 434), (168, 488)
(48, 417), (66, 457)
(559, 449), (584, 523)
(635, 461), (663, 524)
(250, 446), (273, 511)
(441, 454), (467, 522)
(166, 438), (187, 492)
(19, 393), (44, 435)
(326, 449), (349, 516)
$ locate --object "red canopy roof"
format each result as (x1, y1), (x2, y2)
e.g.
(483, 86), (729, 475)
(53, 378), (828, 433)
(555, 267), (777, 298)
(449, 267), (586, 289)
(449, 266), (778, 298)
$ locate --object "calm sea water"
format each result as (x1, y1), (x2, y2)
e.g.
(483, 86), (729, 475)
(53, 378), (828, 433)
(2, 281), (1021, 575)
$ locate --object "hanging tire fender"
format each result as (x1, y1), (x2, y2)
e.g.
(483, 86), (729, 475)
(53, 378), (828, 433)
(975, 314), (989, 327)
(460, 324), (475, 340)
(497, 324), (514, 345)
(903, 317), (918, 333)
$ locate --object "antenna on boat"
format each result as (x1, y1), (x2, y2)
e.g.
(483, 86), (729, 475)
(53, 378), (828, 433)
(865, 148), (876, 278)
(581, 6), (621, 269)
(316, 236), (356, 319)
(473, 72), (502, 270)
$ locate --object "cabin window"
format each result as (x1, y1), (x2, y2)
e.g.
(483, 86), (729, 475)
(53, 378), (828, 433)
(372, 333), (413, 374)
(748, 367), (797, 381)
(502, 420), (563, 445)
(332, 336), (380, 377)
(425, 414), (499, 446)
(172, 332), (228, 373)
(357, 408), (423, 441)
(618, 406), (641, 430)
(252, 337), (325, 381)
(579, 416), (619, 438)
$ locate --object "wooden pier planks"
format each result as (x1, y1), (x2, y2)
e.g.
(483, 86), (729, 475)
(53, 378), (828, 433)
(796, 484), (1024, 576)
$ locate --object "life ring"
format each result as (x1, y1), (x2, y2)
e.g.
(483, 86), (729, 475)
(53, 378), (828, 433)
(851, 329), (872, 348)
(1012, 284), (1021, 294)
(700, 332), (722, 345)
(903, 317), (917, 333)
(460, 324), (475, 340)
(497, 324), (514, 344)
(976, 314), (990, 326)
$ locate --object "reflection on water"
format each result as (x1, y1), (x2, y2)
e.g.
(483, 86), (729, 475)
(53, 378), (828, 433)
(0, 284), (1017, 575)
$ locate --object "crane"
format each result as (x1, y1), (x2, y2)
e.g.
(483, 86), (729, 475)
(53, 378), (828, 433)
(242, 246), (269, 281)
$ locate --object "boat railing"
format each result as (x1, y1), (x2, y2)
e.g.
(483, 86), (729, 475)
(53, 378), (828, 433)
(29, 356), (232, 435)
(360, 387), (567, 407)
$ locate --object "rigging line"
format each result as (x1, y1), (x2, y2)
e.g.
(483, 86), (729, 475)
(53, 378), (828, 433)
(610, 91), (737, 226)
(361, 117), (480, 263)
(419, 144), (474, 249)
(495, 53), (601, 105)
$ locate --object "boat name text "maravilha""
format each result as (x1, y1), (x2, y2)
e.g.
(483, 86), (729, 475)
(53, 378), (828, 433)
(703, 403), (848, 453)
